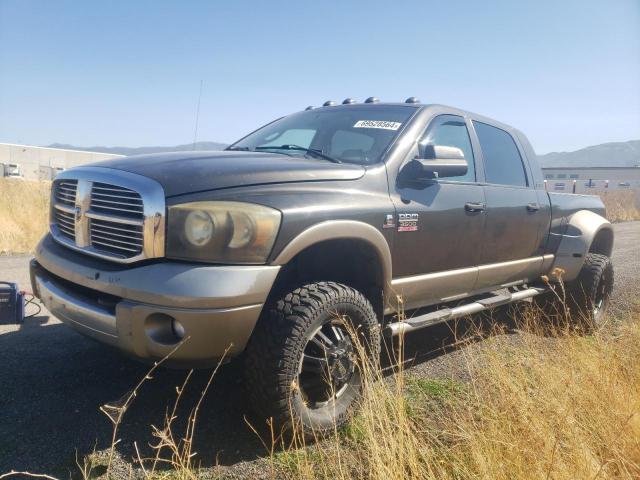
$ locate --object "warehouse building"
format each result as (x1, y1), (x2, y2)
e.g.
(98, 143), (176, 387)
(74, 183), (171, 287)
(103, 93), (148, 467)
(541, 166), (640, 193)
(0, 143), (122, 180)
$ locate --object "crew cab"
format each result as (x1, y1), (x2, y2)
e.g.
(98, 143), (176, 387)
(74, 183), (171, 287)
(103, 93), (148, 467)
(30, 98), (614, 435)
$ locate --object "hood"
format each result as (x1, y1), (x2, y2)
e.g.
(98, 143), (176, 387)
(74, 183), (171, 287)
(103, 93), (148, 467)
(91, 151), (365, 197)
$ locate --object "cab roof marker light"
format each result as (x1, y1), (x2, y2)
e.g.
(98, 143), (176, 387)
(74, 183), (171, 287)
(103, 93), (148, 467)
(364, 97), (380, 103)
(305, 106), (314, 110)
(342, 98), (357, 104)
(322, 100), (337, 107)
(405, 97), (421, 104)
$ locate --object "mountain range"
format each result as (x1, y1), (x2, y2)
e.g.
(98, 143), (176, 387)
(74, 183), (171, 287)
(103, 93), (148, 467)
(46, 139), (640, 168)
(537, 140), (640, 168)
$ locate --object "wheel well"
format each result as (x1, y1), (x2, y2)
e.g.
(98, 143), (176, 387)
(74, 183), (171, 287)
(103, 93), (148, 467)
(589, 228), (614, 257)
(270, 239), (385, 318)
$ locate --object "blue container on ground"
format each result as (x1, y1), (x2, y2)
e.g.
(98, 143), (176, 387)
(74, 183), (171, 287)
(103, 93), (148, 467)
(0, 282), (24, 324)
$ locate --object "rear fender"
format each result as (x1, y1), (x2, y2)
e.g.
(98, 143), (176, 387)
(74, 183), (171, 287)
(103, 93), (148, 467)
(549, 210), (613, 282)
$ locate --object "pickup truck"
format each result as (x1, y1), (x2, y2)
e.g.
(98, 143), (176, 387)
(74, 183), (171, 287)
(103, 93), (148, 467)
(30, 98), (614, 436)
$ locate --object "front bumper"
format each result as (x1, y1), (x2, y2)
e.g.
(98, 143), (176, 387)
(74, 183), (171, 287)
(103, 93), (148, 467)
(31, 235), (280, 367)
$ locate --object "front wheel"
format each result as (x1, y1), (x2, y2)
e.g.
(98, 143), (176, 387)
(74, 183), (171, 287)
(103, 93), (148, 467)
(243, 282), (381, 438)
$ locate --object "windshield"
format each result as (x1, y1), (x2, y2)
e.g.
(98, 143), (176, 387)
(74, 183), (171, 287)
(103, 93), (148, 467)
(229, 105), (417, 165)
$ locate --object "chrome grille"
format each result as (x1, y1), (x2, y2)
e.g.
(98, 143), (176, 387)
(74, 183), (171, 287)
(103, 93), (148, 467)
(88, 183), (144, 258)
(49, 168), (165, 264)
(55, 180), (77, 207)
(53, 209), (76, 241)
(89, 218), (143, 257)
(90, 183), (144, 218)
(51, 180), (78, 241)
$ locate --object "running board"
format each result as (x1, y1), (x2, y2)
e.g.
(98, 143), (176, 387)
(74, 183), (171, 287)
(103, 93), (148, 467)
(385, 287), (547, 337)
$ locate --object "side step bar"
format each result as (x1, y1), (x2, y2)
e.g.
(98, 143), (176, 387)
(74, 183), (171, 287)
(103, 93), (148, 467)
(385, 287), (547, 337)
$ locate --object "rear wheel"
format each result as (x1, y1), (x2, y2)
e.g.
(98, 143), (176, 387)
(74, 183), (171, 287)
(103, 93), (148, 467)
(243, 281), (380, 438)
(534, 253), (614, 332)
(566, 253), (614, 330)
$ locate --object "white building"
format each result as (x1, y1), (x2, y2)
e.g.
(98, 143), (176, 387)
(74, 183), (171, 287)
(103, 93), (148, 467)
(0, 143), (122, 180)
(541, 166), (640, 193)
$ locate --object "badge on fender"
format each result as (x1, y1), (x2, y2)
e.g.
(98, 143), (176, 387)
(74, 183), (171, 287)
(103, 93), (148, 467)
(398, 213), (419, 232)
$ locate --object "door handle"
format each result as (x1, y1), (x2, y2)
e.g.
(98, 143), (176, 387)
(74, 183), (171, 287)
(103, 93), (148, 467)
(526, 203), (541, 212)
(465, 202), (486, 213)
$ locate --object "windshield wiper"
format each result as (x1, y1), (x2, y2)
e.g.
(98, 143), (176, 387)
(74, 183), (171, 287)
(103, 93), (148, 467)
(254, 145), (342, 164)
(226, 146), (252, 151)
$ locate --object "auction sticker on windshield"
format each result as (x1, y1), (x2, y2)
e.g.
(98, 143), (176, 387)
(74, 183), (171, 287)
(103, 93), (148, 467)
(353, 120), (402, 131)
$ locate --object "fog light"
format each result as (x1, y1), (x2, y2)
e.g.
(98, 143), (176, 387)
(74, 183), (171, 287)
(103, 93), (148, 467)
(171, 319), (185, 339)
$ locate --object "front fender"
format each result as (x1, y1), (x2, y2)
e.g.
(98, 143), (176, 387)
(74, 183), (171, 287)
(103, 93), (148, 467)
(271, 219), (393, 292)
(549, 210), (613, 282)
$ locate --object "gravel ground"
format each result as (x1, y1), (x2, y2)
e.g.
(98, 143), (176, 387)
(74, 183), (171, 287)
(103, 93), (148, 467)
(1, 222), (638, 478)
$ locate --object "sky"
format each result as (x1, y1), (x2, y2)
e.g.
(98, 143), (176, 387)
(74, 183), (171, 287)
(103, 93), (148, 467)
(0, 0), (639, 154)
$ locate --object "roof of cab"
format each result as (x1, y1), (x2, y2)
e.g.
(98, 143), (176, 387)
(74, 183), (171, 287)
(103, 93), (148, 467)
(305, 102), (520, 135)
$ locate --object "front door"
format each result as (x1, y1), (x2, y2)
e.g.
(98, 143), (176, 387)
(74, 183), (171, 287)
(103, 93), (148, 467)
(390, 115), (486, 310)
(471, 120), (549, 288)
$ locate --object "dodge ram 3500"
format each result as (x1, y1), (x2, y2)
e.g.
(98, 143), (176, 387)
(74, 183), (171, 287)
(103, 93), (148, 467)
(31, 98), (614, 435)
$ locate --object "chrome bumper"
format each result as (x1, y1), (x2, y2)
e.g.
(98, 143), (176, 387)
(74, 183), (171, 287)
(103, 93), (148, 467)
(31, 235), (281, 367)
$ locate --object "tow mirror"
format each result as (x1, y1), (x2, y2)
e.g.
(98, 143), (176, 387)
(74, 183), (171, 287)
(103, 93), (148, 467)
(401, 145), (468, 180)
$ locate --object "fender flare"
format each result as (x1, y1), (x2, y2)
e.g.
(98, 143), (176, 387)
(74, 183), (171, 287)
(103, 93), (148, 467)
(550, 210), (614, 282)
(272, 220), (393, 292)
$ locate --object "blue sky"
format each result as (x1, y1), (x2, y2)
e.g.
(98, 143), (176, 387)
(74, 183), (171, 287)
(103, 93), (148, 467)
(0, 0), (638, 153)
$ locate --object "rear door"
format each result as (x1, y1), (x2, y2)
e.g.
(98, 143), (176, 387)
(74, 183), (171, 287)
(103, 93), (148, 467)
(471, 121), (549, 289)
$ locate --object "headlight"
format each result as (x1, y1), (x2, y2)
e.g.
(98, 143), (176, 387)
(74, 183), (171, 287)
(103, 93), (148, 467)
(184, 210), (216, 246)
(166, 201), (281, 264)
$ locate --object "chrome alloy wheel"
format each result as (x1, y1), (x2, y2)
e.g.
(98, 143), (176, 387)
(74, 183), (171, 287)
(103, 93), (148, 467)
(298, 319), (356, 408)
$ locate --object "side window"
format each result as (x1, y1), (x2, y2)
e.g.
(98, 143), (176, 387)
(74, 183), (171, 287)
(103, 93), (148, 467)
(419, 115), (476, 182)
(473, 121), (528, 187)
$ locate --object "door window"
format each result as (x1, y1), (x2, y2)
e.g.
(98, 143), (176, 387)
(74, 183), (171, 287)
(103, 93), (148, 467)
(473, 121), (528, 187)
(419, 115), (476, 182)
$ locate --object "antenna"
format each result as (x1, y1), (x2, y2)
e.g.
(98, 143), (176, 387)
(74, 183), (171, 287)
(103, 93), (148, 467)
(192, 79), (204, 150)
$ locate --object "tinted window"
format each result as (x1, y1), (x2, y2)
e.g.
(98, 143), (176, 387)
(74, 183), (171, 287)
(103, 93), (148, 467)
(473, 121), (528, 187)
(330, 130), (375, 163)
(260, 129), (315, 148)
(230, 105), (416, 165)
(419, 115), (476, 182)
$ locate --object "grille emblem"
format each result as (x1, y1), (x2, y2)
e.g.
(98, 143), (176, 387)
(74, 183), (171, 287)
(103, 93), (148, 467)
(74, 205), (82, 222)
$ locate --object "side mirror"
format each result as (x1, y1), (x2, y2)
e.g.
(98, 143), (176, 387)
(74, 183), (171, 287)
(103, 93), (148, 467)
(401, 145), (468, 180)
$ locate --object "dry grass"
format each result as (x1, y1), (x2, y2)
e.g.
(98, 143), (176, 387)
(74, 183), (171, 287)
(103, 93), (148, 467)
(271, 308), (640, 480)
(0, 178), (50, 254)
(600, 189), (640, 222)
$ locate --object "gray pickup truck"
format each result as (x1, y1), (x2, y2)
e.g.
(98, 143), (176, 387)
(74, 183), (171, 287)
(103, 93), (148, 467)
(31, 98), (614, 435)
